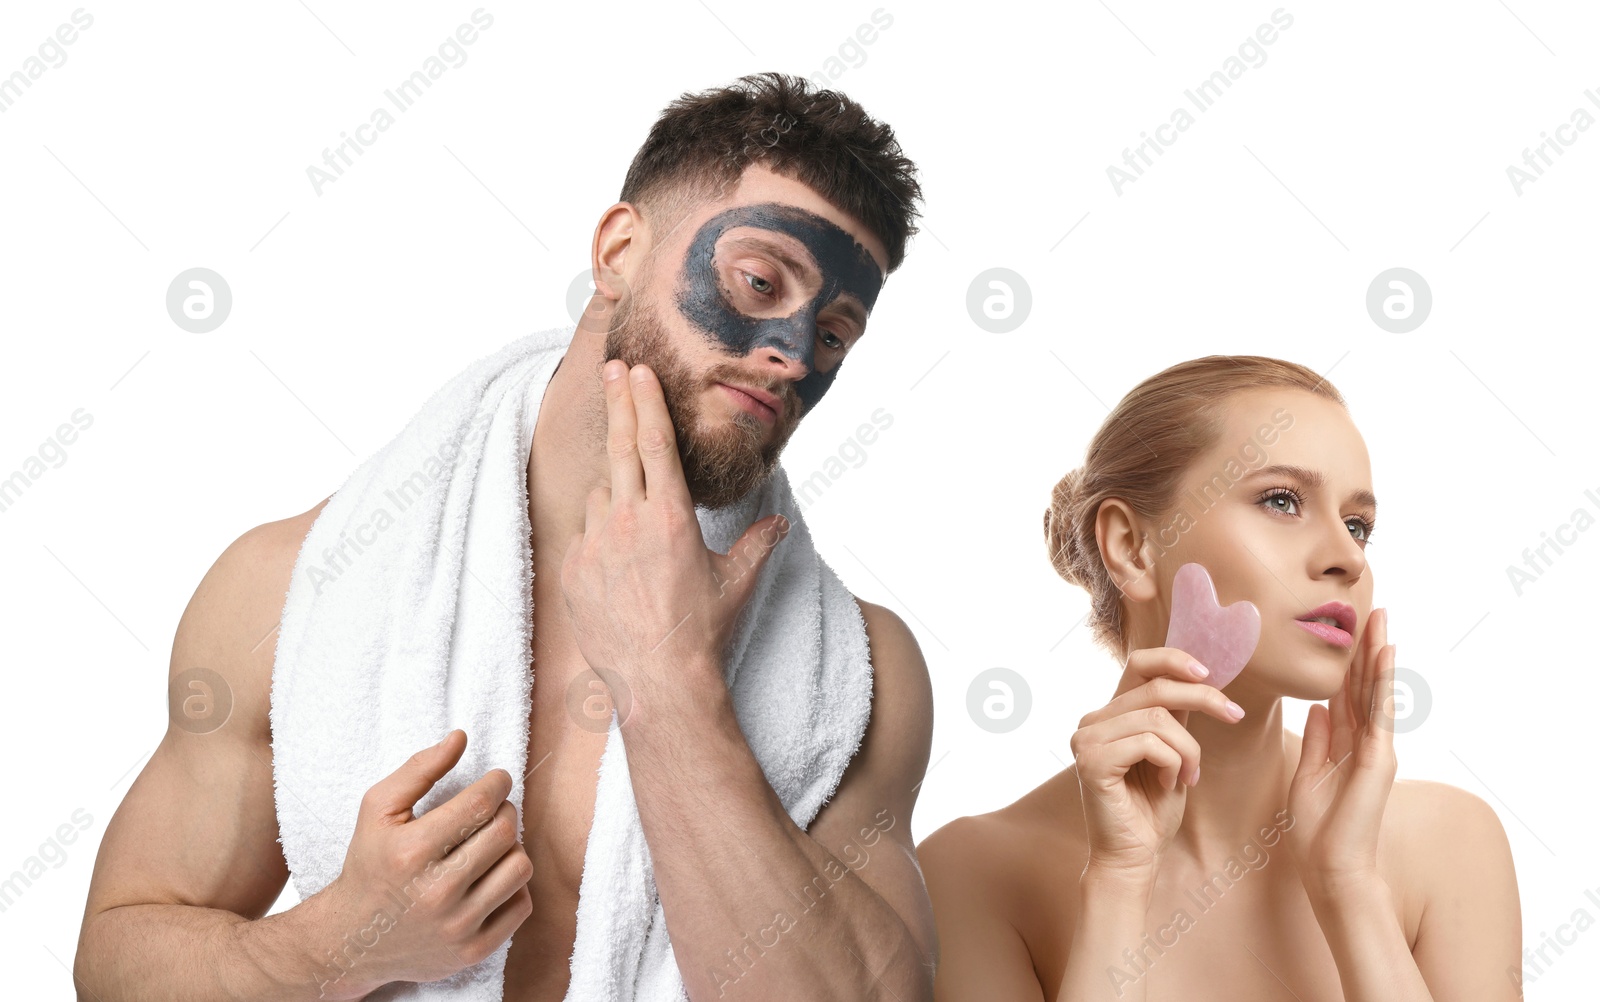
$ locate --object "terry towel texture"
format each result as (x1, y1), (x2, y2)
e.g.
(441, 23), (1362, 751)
(269, 324), (874, 1001)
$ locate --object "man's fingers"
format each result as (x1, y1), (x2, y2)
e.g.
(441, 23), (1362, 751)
(462, 841), (535, 917)
(469, 884), (534, 963)
(603, 359), (645, 498)
(439, 798), (522, 888)
(366, 729), (467, 823)
(715, 514), (788, 605)
(417, 767), (514, 861)
(627, 364), (692, 509)
(583, 485), (610, 533)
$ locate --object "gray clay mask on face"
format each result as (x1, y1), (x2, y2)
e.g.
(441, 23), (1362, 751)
(674, 202), (883, 413)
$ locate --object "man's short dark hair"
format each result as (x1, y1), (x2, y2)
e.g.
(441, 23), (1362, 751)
(619, 72), (922, 274)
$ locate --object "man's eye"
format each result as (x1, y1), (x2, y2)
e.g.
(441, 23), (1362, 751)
(744, 273), (774, 295)
(820, 330), (844, 349)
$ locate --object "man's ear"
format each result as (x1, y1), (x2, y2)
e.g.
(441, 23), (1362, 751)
(584, 202), (641, 333)
(1096, 498), (1159, 604)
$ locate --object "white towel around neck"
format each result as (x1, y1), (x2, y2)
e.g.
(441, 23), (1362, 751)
(269, 324), (874, 1001)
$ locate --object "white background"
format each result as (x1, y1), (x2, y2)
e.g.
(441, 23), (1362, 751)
(2, 1), (1596, 996)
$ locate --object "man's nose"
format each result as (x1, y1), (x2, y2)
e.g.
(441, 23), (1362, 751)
(753, 319), (816, 376)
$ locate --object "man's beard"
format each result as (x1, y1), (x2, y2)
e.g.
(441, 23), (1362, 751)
(602, 293), (803, 509)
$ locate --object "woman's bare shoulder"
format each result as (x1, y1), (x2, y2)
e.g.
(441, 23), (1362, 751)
(1384, 777), (1512, 871)
(918, 775), (1083, 1000)
(1282, 727), (1506, 868)
(1382, 777), (1519, 955)
(918, 767), (1086, 894)
(1284, 729), (1511, 902)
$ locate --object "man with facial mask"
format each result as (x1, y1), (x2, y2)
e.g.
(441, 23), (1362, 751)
(75, 72), (936, 1002)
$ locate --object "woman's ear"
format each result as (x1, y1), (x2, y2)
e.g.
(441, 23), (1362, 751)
(1096, 498), (1159, 604)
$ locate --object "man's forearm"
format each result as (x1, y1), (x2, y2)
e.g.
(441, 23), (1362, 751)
(620, 661), (929, 1000)
(76, 895), (369, 1002)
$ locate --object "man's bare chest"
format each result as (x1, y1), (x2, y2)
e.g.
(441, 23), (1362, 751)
(500, 571), (613, 1000)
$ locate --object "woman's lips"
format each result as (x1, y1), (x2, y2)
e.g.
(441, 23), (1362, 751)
(1293, 618), (1354, 649)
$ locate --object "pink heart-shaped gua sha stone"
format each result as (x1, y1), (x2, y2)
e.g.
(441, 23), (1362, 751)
(1163, 562), (1261, 690)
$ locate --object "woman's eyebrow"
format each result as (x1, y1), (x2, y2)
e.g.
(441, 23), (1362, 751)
(1249, 463), (1379, 510)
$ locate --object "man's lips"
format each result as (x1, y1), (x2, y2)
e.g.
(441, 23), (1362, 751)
(717, 382), (781, 423)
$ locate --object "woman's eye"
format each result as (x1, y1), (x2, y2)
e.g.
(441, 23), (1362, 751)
(1261, 490), (1299, 515)
(1262, 486), (1375, 545)
(744, 273), (774, 295)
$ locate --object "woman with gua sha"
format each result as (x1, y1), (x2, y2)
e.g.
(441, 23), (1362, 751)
(918, 357), (1521, 1001)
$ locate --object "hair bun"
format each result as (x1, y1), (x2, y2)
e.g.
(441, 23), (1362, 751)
(1044, 467), (1086, 586)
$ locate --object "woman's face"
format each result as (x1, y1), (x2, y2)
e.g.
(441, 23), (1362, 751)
(1132, 387), (1377, 701)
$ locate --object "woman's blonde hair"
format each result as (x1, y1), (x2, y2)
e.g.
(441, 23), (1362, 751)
(1043, 356), (1345, 660)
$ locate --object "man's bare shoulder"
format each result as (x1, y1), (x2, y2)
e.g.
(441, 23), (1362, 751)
(173, 495), (333, 741)
(250, 494), (334, 584)
(852, 597), (932, 722)
(824, 598), (933, 795)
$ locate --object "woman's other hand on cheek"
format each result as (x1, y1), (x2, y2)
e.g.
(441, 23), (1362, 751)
(1285, 607), (1398, 905)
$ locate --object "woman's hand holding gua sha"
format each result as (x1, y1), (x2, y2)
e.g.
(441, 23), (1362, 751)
(1069, 562), (1256, 883)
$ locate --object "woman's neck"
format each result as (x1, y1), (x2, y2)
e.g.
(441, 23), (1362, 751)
(1164, 691), (1296, 869)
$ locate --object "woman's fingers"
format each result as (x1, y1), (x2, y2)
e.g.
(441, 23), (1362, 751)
(1119, 646), (1213, 692)
(1081, 673), (1246, 731)
(1072, 706), (1203, 792)
(1297, 701), (1331, 778)
(1327, 656), (1357, 762)
(1371, 643), (1397, 753)
(1097, 733), (1186, 792)
(1364, 608), (1388, 726)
